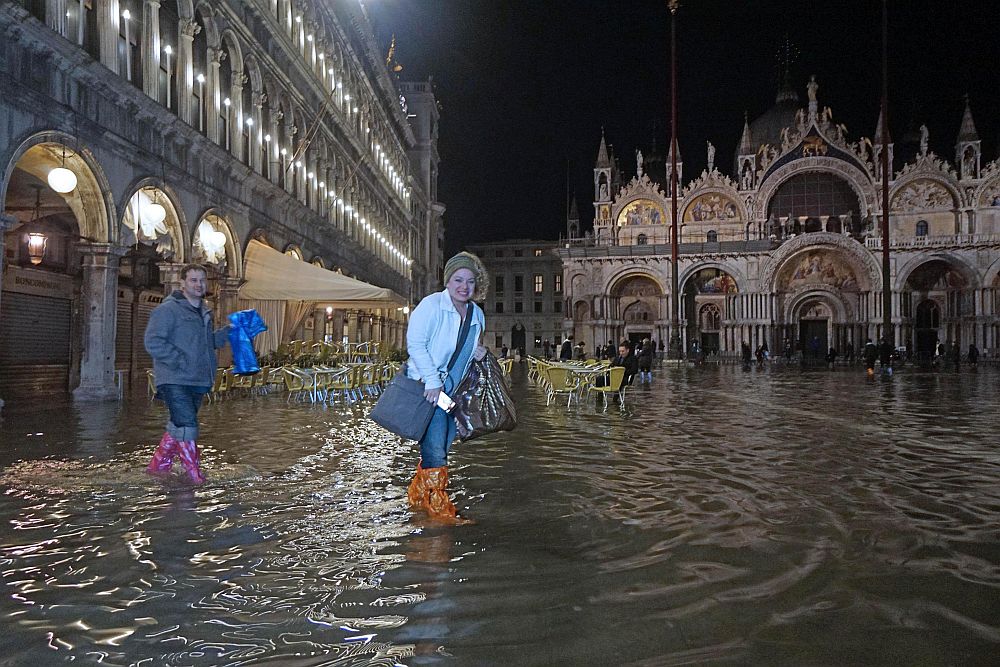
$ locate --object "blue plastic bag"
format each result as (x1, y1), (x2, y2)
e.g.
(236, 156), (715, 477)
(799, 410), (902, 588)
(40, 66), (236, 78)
(228, 309), (268, 375)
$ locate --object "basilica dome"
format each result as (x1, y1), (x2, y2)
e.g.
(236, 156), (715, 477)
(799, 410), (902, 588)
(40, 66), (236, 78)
(749, 84), (800, 151)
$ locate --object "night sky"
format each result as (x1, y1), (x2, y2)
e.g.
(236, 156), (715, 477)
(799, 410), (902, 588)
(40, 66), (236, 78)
(367, 1), (1000, 254)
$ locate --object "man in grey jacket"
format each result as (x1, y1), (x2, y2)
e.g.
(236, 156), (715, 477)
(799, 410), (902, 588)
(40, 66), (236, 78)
(144, 263), (230, 483)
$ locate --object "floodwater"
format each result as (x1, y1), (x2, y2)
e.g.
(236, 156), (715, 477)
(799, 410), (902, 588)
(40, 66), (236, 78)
(1, 364), (999, 666)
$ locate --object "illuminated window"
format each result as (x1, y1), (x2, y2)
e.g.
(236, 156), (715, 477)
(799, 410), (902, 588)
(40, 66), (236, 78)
(554, 274), (562, 293)
(533, 274), (543, 294)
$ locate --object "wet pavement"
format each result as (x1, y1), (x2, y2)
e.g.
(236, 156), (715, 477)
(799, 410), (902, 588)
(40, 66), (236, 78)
(1, 363), (999, 666)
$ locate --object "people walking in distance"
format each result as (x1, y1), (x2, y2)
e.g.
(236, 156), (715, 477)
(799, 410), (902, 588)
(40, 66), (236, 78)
(950, 342), (961, 368)
(755, 344), (765, 367)
(783, 337), (793, 362)
(542, 338), (551, 360)
(574, 340), (587, 361)
(968, 343), (980, 366)
(406, 252), (487, 524)
(500, 344), (509, 359)
(603, 339), (616, 360)
(761, 339), (770, 361)
(559, 336), (573, 361)
(825, 347), (838, 368)
(741, 341), (753, 369)
(144, 263), (231, 484)
(878, 338), (893, 375)
(637, 338), (654, 382)
(863, 339), (878, 376)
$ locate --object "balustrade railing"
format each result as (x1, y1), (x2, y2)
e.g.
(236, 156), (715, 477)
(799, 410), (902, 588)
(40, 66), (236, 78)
(865, 234), (1000, 249)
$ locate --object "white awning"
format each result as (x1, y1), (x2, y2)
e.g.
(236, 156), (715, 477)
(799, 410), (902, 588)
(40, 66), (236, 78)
(239, 239), (406, 307)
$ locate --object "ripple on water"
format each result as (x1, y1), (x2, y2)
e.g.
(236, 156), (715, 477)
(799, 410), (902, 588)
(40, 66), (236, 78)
(0, 367), (999, 665)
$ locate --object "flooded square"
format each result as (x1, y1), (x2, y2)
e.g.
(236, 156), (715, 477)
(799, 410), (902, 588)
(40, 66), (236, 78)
(1, 364), (998, 665)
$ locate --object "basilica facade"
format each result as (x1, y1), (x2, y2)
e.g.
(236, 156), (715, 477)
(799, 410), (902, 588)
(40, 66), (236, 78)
(560, 81), (1000, 360)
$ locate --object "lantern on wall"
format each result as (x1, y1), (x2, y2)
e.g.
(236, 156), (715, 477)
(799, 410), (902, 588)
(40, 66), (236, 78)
(26, 233), (47, 265)
(25, 186), (47, 265)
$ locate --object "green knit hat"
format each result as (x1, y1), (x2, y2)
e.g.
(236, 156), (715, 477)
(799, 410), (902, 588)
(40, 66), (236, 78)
(443, 251), (489, 298)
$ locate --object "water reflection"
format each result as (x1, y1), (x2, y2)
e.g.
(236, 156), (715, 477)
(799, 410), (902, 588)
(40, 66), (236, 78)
(1, 366), (999, 664)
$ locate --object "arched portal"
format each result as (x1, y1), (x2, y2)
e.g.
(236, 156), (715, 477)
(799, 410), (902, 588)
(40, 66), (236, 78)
(681, 267), (737, 355)
(611, 274), (662, 346)
(902, 259), (970, 356)
(1, 139), (114, 399)
(773, 245), (867, 357)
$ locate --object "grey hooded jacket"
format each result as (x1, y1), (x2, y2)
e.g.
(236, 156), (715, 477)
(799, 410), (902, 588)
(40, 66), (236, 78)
(144, 291), (229, 388)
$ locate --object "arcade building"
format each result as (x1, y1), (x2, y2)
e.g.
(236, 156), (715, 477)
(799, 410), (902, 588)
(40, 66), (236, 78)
(1, 1), (446, 412)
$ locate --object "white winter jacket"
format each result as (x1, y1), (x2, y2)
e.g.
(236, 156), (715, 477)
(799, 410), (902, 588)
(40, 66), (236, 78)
(405, 289), (484, 390)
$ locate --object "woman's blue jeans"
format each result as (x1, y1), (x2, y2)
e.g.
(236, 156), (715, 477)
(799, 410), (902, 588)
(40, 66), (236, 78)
(418, 406), (457, 468)
(156, 384), (209, 441)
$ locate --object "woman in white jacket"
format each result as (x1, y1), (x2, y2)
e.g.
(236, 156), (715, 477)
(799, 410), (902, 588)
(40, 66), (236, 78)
(405, 252), (487, 522)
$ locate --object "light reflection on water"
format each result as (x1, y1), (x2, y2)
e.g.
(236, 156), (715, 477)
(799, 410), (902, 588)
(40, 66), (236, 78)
(1, 365), (999, 665)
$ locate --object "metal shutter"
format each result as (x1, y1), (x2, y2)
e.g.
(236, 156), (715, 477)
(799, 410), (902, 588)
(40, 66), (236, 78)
(0, 291), (72, 395)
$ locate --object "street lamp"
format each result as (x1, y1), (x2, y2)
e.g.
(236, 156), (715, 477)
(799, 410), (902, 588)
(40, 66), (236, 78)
(667, 0), (682, 360)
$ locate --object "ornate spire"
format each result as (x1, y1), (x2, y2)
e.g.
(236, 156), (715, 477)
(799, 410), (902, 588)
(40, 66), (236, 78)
(957, 95), (979, 142)
(595, 129), (611, 168)
(738, 112), (754, 155)
(569, 196), (579, 220)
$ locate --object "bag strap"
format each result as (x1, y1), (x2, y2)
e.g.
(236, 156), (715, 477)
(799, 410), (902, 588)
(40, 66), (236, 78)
(446, 302), (474, 372)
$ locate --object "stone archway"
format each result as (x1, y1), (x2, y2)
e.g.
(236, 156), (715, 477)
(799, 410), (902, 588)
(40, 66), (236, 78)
(901, 258), (973, 355)
(680, 266), (738, 355)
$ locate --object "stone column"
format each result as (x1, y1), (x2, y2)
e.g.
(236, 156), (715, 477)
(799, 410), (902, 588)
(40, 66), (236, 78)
(231, 73), (246, 162)
(251, 92), (265, 173)
(347, 310), (358, 342)
(216, 276), (243, 321)
(47, 0), (67, 36)
(73, 243), (127, 402)
(206, 47), (221, 143)
(158, 261), (183, 295)
(0, 215), (15, 414)
(142, 0), (161, 101)
(177, 18), (199, 125)
(98, 0), (121, 74)
(269, 109), (283, 185)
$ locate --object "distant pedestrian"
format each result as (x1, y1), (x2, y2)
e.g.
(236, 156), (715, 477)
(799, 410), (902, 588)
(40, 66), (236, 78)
(951, 342), (961, 368)
(783, 338), (793, 362)
(826, 347), (838, 368)
(755, 345), (765, 366)
(968, 343), (979, 365)
(878, 338), (893, 375)
(637, 338), (654, 382)
(574, 341), (587, 361)
(500, 344), (509, 359)
(741, 341), (752, 367)
(761, 340), (770, 361)
(603, 340), (616, 360)
(863, 339), (878, 376)
(559, 337), (573, 361)
(542, 339), (551, 360)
